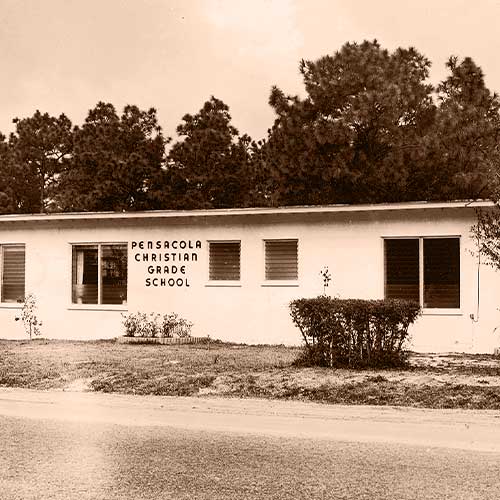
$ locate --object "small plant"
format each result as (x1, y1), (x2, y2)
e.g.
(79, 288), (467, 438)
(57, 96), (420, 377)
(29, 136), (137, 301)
(122, 311), (193, 338)
(319, 266), (332, 295)
(161, 313), (193, 338)
(15, 293), (43, 340)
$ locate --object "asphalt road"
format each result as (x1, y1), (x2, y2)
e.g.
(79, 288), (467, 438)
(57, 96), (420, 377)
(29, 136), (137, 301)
(1, 389), (500, 499)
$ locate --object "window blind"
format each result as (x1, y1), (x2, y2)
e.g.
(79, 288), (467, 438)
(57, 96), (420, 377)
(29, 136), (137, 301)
(265, 240), (298, 280)
(209, 242), (240, 281)
(2, 244), (25, 303)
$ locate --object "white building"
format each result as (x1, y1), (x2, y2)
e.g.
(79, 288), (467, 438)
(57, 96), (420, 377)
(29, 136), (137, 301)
(0, 200), (499, 353)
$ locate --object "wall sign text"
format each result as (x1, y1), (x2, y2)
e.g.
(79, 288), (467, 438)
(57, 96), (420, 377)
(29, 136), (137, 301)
(132, 240), (202, 287)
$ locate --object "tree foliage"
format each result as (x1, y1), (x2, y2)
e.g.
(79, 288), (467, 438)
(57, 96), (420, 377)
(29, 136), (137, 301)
(263, 41), (500, 206)
(473, 207), (500, 270)
(264, 40), (436, 205)
(57, 102), (168, 212)
(0, 133), (18, 214)
(165, 96), (255, 209)
(449, 59), (500, 271)
(0, 41), (500, 214)
(7, 111), (73, 212)
(428, 56), (500, 200)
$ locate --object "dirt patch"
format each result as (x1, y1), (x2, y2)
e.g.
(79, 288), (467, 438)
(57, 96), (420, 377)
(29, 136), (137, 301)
(63, 378), (92, 392)
(1, 340), (500, 408)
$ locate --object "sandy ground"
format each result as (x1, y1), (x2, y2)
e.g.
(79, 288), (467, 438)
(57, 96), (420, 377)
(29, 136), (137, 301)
(1, 387), (500, 453)
(52, 352), (500, 395)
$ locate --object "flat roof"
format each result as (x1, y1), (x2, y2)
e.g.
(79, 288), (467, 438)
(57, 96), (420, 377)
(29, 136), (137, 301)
(0, 199), (494, 223)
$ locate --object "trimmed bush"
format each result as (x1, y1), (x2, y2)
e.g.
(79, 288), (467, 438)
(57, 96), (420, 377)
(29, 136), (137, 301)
(290, 296), (421, 368)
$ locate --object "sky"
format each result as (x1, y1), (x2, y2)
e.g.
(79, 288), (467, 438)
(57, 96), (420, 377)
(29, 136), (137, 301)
(1, 0), (500, 143)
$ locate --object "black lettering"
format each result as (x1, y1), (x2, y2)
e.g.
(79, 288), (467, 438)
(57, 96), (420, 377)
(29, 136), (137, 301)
(145, 278), (151, 286)
(135, 253), (141, 262)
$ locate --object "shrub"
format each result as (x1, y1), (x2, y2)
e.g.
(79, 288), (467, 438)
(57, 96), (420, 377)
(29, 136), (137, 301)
(160, 313), (193, 338)
(289, 296), (421, 368)
(122, 311), (193, 338)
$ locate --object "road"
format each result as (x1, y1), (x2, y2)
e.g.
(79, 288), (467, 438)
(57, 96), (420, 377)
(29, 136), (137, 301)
(0, 389), (500, 499)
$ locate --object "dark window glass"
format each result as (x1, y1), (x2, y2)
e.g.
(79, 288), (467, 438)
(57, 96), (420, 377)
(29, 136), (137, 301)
(72, 246), (98, 304)
(72, 244), (127, 305)
(384, 239), (419, 303)
(101, 244), (128, 304)
(424, 238), (460, 308)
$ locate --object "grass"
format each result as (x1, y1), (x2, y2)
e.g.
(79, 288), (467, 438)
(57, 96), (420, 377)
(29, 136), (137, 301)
(1, 339), (500, 409)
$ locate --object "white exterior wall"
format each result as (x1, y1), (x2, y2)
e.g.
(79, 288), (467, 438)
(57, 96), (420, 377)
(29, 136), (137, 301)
(1, 205), (499, 352)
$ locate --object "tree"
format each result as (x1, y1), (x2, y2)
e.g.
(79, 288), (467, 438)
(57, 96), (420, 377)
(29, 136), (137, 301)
(473, 206), (500, 271)
(424, 56), (500, 200)
(57, 102), (168, 211)
(165, 96), (255, 209)
(7, 111), (73, 212)
(0, 130), (47, 214)
(263, 40), (436, 206)
(0, 133), (17, 213)
(439, 57), (500, 272)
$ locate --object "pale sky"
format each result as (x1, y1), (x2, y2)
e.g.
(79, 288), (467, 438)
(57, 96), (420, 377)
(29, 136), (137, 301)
(1, 0), (500, 142)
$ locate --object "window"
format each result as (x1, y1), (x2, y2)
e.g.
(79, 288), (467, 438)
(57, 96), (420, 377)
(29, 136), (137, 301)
(208, 241), (240, 281)
(0, 244), (25, 303)
(265, 239), (298, 280)
(72, 244), (127, 305)
(384, 239), (419, 302)
(384, 237), (460, 309)
(423, 238), (460, 308)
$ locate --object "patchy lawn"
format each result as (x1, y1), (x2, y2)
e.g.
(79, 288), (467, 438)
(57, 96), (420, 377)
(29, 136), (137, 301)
(1, 339), (500, 409)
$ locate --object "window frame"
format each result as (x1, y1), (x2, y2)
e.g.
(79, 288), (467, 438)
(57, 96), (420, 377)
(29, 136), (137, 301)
(383, 235), (462, 315)
(261, 238), (299, 287)
(206, 240), (241, 287)
(69, 242), (128, 309)
(0, 243), (26, 305)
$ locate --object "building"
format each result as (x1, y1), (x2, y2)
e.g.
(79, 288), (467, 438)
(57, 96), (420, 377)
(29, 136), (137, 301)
(0, 200), (499, 353)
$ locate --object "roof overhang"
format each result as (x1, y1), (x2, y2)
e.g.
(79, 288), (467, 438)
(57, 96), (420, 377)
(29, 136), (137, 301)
(0, 199), (495, 224)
